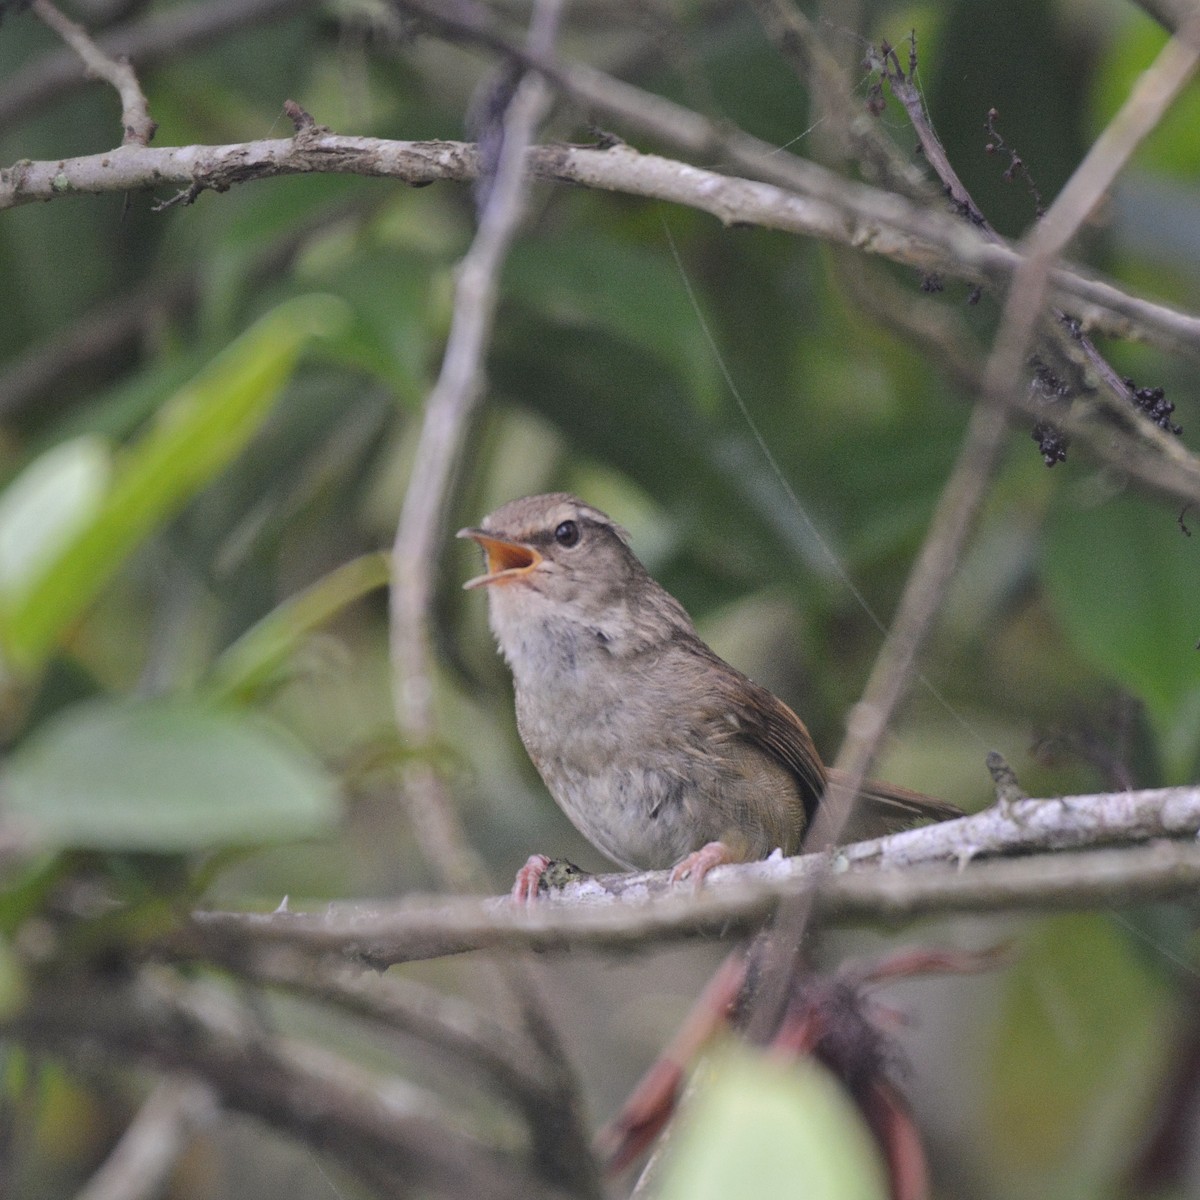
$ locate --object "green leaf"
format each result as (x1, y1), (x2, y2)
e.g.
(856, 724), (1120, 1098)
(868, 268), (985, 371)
(206, 551), (391, 702)
(657, 1043), (888, 1200)
(1042, 489), (1200, 779)
(0, 294), (352, 674)
(1, 699), (339, 851)
(0, 435), (111, 600)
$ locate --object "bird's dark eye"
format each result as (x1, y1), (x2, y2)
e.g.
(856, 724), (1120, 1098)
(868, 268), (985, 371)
(554, 520), (580, 547)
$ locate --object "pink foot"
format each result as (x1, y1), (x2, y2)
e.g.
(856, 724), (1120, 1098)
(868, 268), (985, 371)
(669, 841), (733, 887)
(511, 853), (552, 903)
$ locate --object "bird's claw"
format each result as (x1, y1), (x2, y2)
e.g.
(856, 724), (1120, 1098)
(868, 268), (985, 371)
(669, 840), (733, 888)
(511, 854), (552, 903)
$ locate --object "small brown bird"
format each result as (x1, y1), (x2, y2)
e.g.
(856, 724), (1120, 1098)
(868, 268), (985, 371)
(460, 494), (960, 900)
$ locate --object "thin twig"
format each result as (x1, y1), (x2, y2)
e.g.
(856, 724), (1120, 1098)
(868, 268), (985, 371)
(746, 397), (1013, 1036)
(215, 947), (554, 1110)
(389, 15), (558, 891)
(386, 5), (601, 1193)
(745, 0), (932, 199)
(747, 13), (1200, 1041)
(15, 971), (565, 1200)
(73, 1079), (216, 1200)
(30, 0), (155, 144)
(0, 0), (321, 134)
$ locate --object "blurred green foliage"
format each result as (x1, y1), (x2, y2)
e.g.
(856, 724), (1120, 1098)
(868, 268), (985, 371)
(0, 0), (1197, 1197)
(658, 1042), (889, 1200)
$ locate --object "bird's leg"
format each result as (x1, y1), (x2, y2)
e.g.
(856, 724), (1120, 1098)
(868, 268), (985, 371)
(511, 853), (552, 902)
(510, 855), (589, 902)
(669, 840), (735, 887)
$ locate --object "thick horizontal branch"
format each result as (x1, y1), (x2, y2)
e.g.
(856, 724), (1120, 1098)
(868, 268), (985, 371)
(5, 134), (1200, 374)
(179, 787), (1200, 966)
(843, 785), (1200, 866)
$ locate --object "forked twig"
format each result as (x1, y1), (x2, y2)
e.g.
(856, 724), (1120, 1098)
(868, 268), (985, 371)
(30, 0), (156, 145)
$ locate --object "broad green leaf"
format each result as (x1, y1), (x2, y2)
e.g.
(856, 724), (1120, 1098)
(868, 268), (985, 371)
(206, 551), (391, 702)
(658, 1043), (888, 1200)
(0, 295), (351, 674)
(0, 435), (111, 600)
(1, 699), (339, 851)
(985, 915), (1169, 1185)
(1042, 489), (1200, 779)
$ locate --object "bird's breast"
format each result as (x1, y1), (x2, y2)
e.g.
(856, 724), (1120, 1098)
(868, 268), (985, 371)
(502, 618), (804, 870)
(510, 649), (707, 869)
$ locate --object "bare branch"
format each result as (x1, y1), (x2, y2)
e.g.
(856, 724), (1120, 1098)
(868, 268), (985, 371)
(31, 0), (156, 144)
(73, 1079), (216, 1200)
(182, 838), (1200, 962)
(389, 36), (557, 892)
(0, 0), (321, 135)
(176, 787), (1200, 964)
(222, 947), (554, 1110)
(386, 6), (602, 1194)
(4, 134), (1199, 364)
(15, 971), (566, 1200)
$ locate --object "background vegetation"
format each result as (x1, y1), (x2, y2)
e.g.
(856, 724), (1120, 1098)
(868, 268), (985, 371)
(0, 0), (1198, 1197)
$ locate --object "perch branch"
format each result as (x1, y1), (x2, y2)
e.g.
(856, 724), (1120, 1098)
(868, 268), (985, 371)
(175, 787), (1200, 965)
(180, 838), (1200, 964)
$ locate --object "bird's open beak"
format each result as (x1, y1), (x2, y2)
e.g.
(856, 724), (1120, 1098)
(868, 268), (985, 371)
(457, 528), (543, 589)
